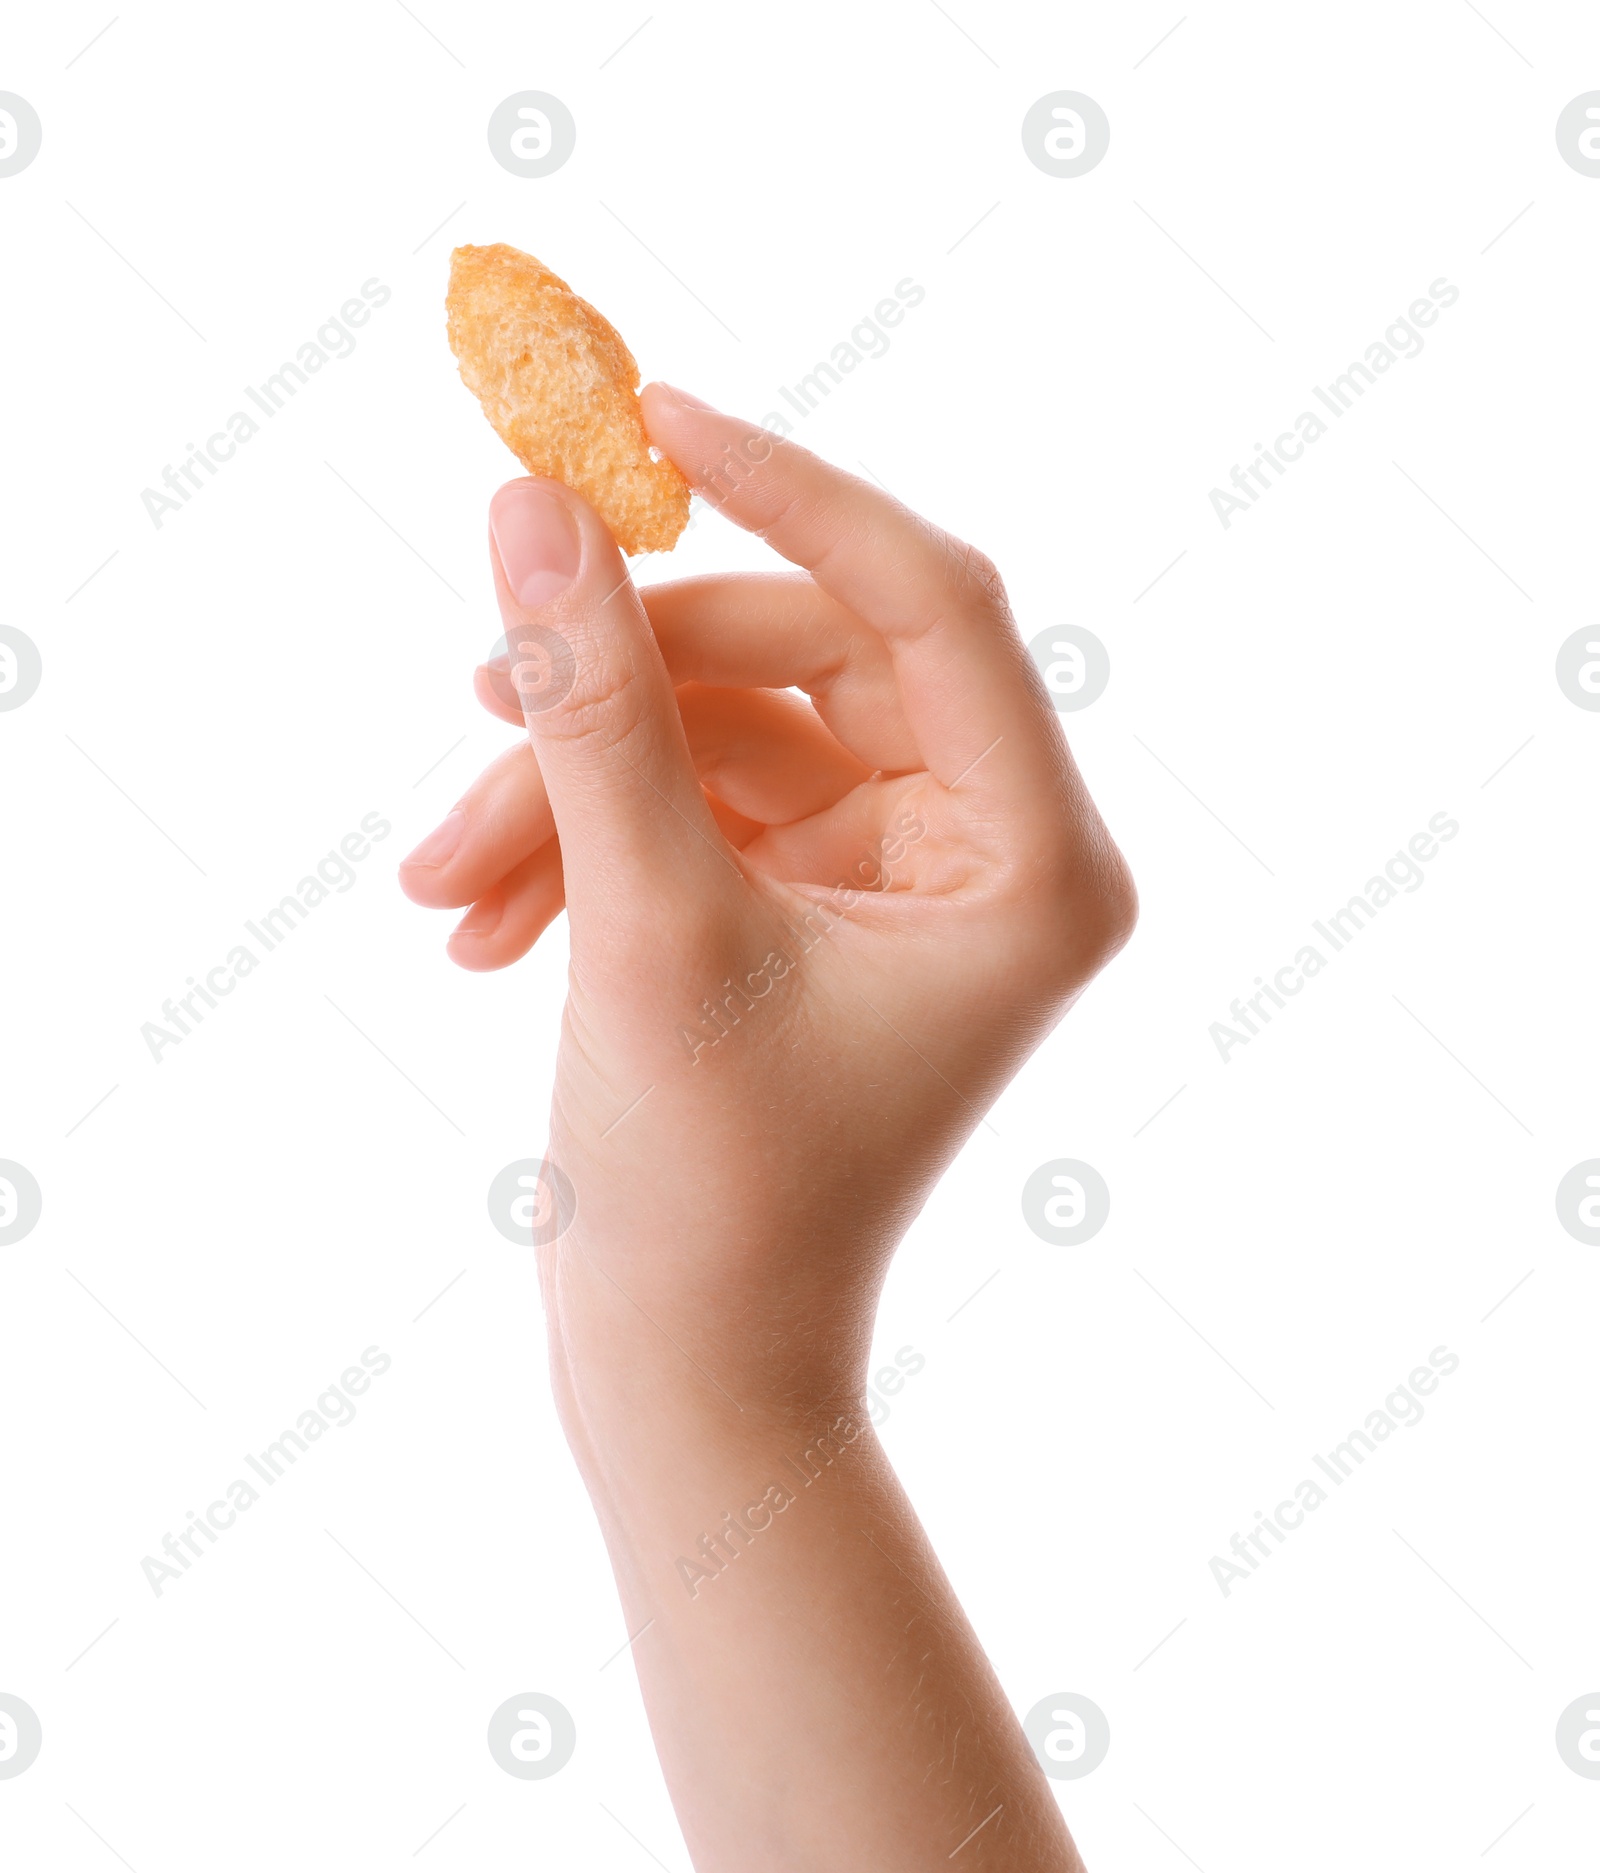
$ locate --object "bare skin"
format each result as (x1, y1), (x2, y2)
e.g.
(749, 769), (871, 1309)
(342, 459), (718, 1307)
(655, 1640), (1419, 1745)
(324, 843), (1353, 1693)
(400, 386), (1135, 1870)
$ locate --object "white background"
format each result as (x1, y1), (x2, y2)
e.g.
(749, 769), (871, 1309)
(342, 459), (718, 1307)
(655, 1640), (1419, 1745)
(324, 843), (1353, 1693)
(2, 2), (1597, 1867)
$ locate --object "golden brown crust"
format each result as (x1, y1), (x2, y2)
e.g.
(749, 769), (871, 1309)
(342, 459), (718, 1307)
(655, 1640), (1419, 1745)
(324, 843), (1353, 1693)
(446, 242), (689, 555)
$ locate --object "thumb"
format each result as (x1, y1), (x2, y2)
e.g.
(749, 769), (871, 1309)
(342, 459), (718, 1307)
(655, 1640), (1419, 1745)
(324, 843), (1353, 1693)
(487, 477), (733, 924)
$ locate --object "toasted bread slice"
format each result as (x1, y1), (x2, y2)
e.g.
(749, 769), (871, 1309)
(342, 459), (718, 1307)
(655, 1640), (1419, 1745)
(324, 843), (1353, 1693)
(447, 243), (689, 555)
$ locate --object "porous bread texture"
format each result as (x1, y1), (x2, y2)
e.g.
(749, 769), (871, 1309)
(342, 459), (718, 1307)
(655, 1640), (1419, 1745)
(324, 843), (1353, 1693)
(446, 242), (689, 555)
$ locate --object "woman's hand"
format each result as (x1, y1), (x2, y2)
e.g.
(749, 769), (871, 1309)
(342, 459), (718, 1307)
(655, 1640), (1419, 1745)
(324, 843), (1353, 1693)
(401, 385), (1134, 1407)
(401, 389), (1133, 1870)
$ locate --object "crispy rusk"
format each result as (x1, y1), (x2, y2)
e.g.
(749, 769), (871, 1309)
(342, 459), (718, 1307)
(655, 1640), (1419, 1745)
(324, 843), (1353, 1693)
(446, 242), (689, 555)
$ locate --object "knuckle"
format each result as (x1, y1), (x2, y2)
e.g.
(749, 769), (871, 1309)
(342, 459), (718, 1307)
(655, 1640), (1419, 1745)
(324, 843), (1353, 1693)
(1090, 847), (1140, 958)
(1073, 845), (1139, 971)
(536, 645), (650, 751)
(1016, 832), (1138, 990)
(944, 535), (1008, 613)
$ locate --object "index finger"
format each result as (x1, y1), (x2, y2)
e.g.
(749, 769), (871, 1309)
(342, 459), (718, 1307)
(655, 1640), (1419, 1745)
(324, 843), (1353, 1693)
(640, 384), (1065, 810)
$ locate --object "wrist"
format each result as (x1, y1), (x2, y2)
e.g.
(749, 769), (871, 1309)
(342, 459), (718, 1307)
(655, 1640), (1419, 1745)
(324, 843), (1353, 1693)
(541, 1250), (888, 1605)
(540, 1225), (877, 1448)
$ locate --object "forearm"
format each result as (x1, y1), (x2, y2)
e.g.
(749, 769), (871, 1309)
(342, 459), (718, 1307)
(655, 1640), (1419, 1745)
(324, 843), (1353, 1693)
(431, 394), (1132, 1867)
(545, 1249), (1086, 1873)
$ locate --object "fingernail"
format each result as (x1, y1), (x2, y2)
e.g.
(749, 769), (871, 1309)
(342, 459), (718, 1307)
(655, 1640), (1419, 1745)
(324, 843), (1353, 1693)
(452, 898), (502, 939)
(490, 483), (582, 610)
(659, 382), (714, 411)
(403, 809), (465, 870)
